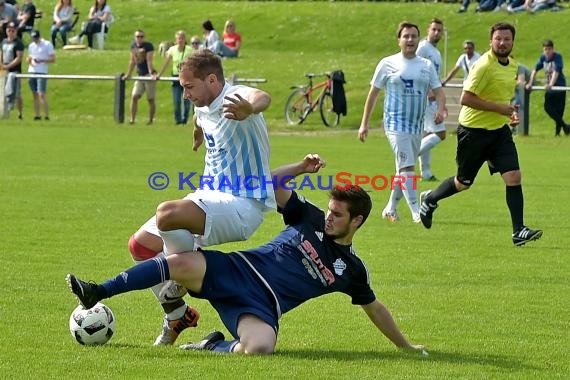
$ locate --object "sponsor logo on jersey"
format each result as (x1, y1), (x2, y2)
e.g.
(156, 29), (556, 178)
(300, 239), (335, 285)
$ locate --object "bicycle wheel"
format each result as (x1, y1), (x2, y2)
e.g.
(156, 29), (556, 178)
(319, 92), (340, 127)
(284, 88), (310, 125)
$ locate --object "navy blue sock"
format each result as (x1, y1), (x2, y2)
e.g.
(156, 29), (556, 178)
(428, 176), (459, 204)
(211, 340), (239, 353)
(100, 256), (170, 298)
(506, 185), (524, 232)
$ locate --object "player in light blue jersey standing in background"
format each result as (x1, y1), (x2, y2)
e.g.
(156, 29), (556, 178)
(358, 21), (445, 223)
(416, 18), (447, 182)
(127, 49), (275, 346)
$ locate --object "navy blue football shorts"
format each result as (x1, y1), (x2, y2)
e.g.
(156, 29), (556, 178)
(189, 249), (279, 339)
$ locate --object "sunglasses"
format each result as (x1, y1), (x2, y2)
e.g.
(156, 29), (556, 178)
(135, 35), (144, 38)
(191, 41), (199, 45)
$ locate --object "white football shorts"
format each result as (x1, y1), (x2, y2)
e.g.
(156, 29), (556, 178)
(424, 101), (446, 133)
(386, 131), (421, 171)
(140, 190), (266, 247)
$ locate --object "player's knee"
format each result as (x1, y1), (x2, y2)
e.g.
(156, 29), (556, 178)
(241, 340), (275, 355)
(156, 201), (178, 230)
(503, 170), (521, 186)
(128, 235), (159, 261)
(165, 254), (194, 278)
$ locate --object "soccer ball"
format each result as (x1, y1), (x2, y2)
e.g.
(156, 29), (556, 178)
(69, 303), (116, 345)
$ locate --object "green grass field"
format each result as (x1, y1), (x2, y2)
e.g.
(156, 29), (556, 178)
(1, 1), (569, 379)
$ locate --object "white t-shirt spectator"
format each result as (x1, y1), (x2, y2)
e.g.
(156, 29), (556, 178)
(28, 38), (55, 74)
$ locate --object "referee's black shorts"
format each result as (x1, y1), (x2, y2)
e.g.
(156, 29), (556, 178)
(455, 124), (520, 186)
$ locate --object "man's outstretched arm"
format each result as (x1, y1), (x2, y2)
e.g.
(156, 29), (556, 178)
(271, 154), (326, 209)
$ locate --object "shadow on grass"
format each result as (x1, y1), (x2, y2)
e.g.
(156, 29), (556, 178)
(276, 349), (539, 371)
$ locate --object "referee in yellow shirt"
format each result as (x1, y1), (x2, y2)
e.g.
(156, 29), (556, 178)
(419, 22), (542, 246)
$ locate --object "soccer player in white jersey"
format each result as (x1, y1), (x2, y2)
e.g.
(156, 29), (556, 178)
(130, 49), (275, 346)
(358, 21), (445, 223)
(441, 40), (481, 86)
(416, 18), (447, 182)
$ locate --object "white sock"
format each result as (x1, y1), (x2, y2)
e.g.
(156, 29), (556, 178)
(167, 304), (187, 320)
(419, 134), (442, 178)
(385, 178), (403, 211)
(400, 170), (420, 215)
(134, 252), (167, 302)
(159, 229), (195, 255)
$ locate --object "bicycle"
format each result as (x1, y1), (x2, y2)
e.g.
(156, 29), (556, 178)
(284, 72), (340, 127)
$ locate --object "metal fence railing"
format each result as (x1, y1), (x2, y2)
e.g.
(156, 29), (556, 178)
(443, 82), (570, 136)
(0, 73), (266, 122)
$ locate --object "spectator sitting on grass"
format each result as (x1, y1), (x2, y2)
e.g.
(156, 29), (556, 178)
(211, 19), (241, 58)
(202, 19), (219, 53)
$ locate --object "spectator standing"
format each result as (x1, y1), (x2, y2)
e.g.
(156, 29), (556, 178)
(15, 0), (35, 39)
(525, 39), (569, 136)
(419, 23), (542, 247)
(122, 29), (156, 125)
(51, 0), (75, 47)
(416, 18), (447, 182)
(70, 0), (111, 49)
(1, 21), (24, 118)
(27, 29), (55, 120)
(358, 21), (445, 223)
(156, 30), (193, 125)
(442, 40), (481, 86)
(211, 19), (240, 58)
(202, 19), (219, 53)
(0, 0), (18, 40)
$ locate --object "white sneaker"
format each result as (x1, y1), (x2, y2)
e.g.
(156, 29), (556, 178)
(381, 208), (400, 222)
(68, 35), (80, 44)
(157, 280), (188, 304)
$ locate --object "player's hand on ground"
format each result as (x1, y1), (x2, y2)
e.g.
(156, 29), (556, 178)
(302, 154), (326, 174)
(223, 94), (253, 120)
(358, 125), (369, 142)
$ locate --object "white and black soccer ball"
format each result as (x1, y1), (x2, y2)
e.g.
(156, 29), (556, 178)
(69, 303), (116, 345)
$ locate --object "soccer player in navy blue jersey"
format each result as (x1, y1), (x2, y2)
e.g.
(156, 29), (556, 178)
(67, 154), (425, 354)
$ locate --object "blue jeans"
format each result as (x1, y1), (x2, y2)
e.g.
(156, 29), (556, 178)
(172, 81), (191, 124)
(51, 23), (72, 47)
(212, 41), (239, 58)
